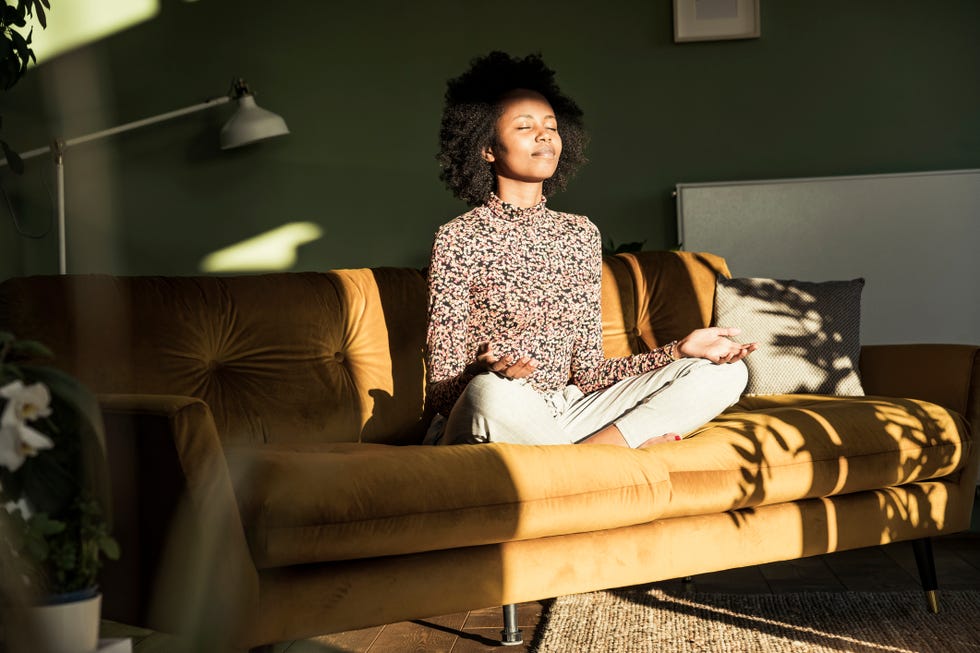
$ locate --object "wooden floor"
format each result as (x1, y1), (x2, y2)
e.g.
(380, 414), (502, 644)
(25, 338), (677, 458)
(281, 526), (980, 653)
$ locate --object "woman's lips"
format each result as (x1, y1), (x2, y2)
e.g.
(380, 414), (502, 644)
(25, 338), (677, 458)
(532, 147), (556, 158)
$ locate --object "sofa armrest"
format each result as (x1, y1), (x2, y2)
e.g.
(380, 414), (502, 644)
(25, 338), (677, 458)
(859, 344), (980, 428)
(96, 393), (259, 645)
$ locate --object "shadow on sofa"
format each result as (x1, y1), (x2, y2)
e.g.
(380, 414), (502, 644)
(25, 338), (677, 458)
(0, 251), (975, 651)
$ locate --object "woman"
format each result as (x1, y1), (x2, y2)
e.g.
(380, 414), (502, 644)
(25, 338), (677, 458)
(426, 51), (756, 448)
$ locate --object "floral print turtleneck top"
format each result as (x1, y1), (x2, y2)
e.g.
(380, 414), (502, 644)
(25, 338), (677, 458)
(425, 193), (675, 418)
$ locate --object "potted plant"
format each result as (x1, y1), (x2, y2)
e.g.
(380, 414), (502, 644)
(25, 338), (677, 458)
(1, 0), (51, 172)
(0, 331), (119, 653)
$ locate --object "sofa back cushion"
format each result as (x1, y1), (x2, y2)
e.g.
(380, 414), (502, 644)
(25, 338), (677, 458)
(0, 251), (727, 446)
(601, 251), (730, 357)
(0, 269), (428, 446)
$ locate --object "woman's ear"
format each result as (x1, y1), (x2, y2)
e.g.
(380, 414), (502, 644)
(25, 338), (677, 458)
(482, 145), (495, 163)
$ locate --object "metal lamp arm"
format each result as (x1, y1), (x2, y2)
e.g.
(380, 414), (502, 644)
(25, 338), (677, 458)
(2, 94), (234, 167)
(63, 95), (233, 150)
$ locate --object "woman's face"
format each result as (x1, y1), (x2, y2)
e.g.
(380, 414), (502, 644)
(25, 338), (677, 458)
(484, 89), (562, 185)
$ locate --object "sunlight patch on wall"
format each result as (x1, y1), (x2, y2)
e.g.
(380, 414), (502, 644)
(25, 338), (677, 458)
(200, 222), (323, 273)
(29, 0), (160, 64)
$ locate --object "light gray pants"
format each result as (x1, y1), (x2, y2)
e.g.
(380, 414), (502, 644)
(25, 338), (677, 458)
(440, 358), (747, 448)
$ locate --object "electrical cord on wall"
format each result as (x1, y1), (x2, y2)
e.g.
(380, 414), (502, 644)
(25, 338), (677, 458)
(0, 167), (54, 239)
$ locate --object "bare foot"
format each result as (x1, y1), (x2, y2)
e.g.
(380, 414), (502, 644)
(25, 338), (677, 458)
(639, 433), (682, 448)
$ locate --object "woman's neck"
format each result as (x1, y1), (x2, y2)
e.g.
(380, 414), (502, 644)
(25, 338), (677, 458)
(495, 179), (544, 208)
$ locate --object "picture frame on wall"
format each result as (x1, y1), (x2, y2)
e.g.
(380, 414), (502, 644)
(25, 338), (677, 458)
(673, 0), (761, 43)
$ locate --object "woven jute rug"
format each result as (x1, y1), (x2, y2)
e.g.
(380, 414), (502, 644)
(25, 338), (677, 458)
(531, 588), (980, 652)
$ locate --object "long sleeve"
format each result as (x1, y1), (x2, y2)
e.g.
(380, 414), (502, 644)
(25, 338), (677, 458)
(425, 224), (475, 417)
(570, 232), (675, 394)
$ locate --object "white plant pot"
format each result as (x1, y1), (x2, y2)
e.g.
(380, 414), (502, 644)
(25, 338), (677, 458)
(29, 591), (101, 653)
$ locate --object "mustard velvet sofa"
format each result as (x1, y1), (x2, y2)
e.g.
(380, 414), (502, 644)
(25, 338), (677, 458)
(0, 251), (977, 651)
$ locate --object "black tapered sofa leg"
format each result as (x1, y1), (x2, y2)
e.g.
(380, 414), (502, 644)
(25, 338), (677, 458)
(500, 603), (524, 646)
(912, 537), (940, 613)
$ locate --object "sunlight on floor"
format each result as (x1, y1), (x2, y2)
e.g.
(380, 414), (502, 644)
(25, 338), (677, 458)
(659, 593), (917, 653)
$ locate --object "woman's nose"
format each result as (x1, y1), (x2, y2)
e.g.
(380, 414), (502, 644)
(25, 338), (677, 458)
(536, 128), (551, 141)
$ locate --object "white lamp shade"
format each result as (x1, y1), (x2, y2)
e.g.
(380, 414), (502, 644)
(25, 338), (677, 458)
(220, 94), (289, 150)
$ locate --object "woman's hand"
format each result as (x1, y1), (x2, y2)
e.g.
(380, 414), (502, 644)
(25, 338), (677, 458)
(676, 327), (758, 364)
(465, 342), (539, 379)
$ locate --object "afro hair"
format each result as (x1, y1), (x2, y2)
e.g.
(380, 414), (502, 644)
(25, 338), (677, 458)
(437, 51), (588, 206)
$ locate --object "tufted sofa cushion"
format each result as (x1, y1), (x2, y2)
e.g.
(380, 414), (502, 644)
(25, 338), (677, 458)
(0, 270), (427, 446)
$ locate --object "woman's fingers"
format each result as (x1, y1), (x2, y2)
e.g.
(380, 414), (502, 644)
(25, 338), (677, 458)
(489, 354), (513, 372)
(710, 326), (742, 339)
(474, 344), (541, 378)
(474, 343), (498, 369)
(500, 356), (538, 378)
(709, 340), (757, 364)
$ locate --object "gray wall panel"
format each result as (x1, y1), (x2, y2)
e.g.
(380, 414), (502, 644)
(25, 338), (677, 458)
(677, 170), (980, 345)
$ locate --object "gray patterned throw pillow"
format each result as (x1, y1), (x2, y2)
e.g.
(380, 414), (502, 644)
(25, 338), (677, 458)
(713, 276), (865, 396)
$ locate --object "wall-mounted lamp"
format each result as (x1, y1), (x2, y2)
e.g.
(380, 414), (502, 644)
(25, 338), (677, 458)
(219, 78), (290, 149)
(0, 77), (289, 274)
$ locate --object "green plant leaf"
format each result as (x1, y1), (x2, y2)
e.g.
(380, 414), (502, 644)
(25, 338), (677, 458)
(20, 364), (112, 522)
(19, 441), (76, 516)
(29, 0), (44, 29)
(0, 362), (27, 379)
(99, 534), (120, 560)
(0, 37), (11, 58)
(3, 5), (26, 27)
(24, 531), (49, 561)
(8, 338), (53, 360)
(9, 28), (28, 58)
(29, 512), (66, 536)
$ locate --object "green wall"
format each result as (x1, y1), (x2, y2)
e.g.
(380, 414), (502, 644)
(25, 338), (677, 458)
(1, 0), (978, 279)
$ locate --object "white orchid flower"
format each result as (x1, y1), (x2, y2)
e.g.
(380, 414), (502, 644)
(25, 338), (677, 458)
(0, 382), (55, 471)
(0, 380), (53, 425)
(0, 420), (54, 471)
(3, 496), (33, 519)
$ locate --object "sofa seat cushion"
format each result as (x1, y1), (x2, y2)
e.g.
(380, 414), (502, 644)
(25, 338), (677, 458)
(228, 441), (671, 569)
(656, 394), (971, 519)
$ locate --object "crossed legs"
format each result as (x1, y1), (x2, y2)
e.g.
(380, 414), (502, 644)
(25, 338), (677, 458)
(442, 358), (747, 447)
